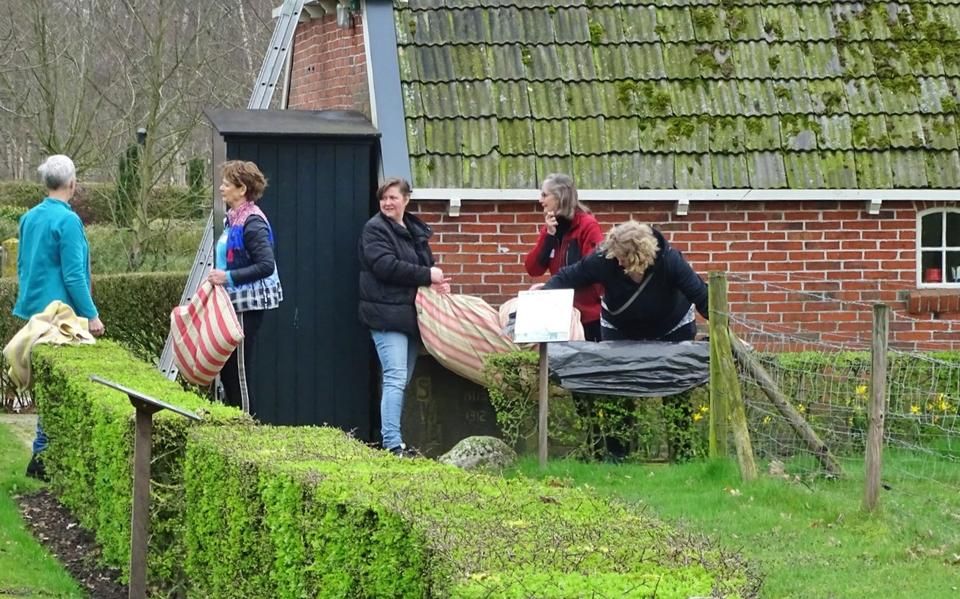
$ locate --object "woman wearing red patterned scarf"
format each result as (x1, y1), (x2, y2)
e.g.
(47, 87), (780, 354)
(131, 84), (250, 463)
(207, 160), (283, 415)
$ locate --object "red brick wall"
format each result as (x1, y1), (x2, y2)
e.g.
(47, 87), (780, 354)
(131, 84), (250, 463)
(411, 199), (960, 351)
(287, 14), (369, 115)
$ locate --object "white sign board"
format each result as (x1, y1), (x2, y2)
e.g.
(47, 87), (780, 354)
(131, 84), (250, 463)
(513, 288), (575, 343)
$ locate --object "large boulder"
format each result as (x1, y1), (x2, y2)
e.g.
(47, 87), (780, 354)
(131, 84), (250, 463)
(438, 436), (517, 471)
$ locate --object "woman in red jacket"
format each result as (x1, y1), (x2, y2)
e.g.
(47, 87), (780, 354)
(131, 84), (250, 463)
(523, 173), (604, 341)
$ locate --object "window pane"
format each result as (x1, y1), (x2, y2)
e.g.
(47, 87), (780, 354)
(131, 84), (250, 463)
(922, 251), (944, 283)
(947, 212), (960, 246)
(948, 251), (960, 282)
(921, 212), (943, 247)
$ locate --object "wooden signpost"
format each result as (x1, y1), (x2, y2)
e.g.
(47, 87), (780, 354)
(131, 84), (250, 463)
(90, 376), (201, 599)
(513, 288), (575, 468)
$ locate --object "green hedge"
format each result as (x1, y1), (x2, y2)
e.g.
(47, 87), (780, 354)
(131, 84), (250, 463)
(0, 272), (185, 360)
(0, 180), (209, 224)
(32, 341), (250, 588)
(184, 426), (756, 598)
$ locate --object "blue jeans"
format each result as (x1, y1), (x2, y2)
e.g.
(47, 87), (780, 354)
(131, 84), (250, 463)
(33, 419), (48, 454)
(371, 330), (419, 450)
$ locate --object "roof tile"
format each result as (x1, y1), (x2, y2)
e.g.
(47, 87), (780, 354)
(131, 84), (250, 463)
(532, 120), (571, 156)
(556, 45), (599, 81)
(656, 8), (696, 43)
(820, 151), (858, 187)
(854, 151), (894, 187)
(496, 81), (533, 118)
(463, 154), (500, 188)
(486, 45), (525, 80)
(621, 6), (660, 43)
(527, 81), (567, 119)
(499, 119), (536, 155)
(457, 81), (496, 118)
(590, 7), (625, 45)
(499, 155), (537, 188)
(886, 114), (926, 149)
(818, 115), (853, 150)
(573, 155), (611, 187)
(890, 151), (929, 187)
(637, 154), (676, 189)
(488, 7), (523, 43)
(922, 115), (959, 149)
(536, 156), (575, 183)
(784, 152), (826, 187)
(675, 154), (713, 188)
(924, 151), (960, 187)
(569, 117), (607, 155)
(747, 151), (788, 188)
(711, 153), (751, 188)
(525, 45), (563, 80)
(451, 8), (489, 44)
(553, 7), (591, 44)
(420, 83), (462, 118)
(605, 117), (641, 153)
(521, 9), (557, 44)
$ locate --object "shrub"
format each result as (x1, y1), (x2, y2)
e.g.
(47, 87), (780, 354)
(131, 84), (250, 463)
(483, 350), (709, 461)
(184, 426), (757, 598)
(86, 221), (203, 275)
(32, 341), (250, 589)
(0, 180), (206, 224)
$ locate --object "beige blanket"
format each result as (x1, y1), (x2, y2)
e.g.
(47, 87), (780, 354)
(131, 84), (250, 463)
(3, 301), (95, 390)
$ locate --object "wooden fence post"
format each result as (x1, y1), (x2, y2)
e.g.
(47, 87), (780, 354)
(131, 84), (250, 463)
(708, 272), (757, 481)
(864, 304), (889, 512)
(708, 271), (730, 458)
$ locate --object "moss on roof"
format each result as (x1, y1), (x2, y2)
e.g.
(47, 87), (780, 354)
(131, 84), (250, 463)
(395, 0), (960, 188)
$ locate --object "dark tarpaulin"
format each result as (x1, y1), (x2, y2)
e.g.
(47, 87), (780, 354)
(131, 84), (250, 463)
(547, 341), (710, 397)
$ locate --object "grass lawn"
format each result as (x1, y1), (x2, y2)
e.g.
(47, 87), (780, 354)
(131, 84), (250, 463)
(0, 422), (83, 598)
(512, 453), (960, 598)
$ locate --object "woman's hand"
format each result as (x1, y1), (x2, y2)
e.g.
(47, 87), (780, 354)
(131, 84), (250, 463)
(432, 281), (451, 294)
(430, 266), (446, 284)
(207, 269), (228, 286)
(544, 210), (558, 235)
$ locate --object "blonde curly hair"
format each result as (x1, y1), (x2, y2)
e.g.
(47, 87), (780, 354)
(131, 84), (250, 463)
(602, 221), (659, 275)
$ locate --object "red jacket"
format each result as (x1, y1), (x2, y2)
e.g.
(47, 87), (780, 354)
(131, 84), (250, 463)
(523, 209), (604, 324)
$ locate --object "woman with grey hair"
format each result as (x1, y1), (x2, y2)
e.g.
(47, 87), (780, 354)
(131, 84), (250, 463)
(523, 174), (604, 341)
(543, 220), (708, 341)
(16, 154), (104, 479)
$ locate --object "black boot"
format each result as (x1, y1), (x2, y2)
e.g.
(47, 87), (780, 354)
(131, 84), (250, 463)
(26, 453), (48, 482)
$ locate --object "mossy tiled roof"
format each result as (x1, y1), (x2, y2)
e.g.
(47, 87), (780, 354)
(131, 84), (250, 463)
(394, 0), (960, 189)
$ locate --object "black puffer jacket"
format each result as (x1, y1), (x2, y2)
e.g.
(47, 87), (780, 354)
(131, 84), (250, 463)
(358, 211), (434, 336)
(543, 228), (708, 340)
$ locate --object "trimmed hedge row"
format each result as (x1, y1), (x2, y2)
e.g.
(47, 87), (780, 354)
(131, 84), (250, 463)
(33, 342), (250, 587)
(184, 426), (756, 598)
(0, 272), (186, 360)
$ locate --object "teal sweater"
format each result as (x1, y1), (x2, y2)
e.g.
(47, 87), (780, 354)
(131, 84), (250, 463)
(14, 198), (98, 320)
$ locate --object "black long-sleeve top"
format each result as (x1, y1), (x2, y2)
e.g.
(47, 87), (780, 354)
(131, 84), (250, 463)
(543, 228), (708, 340)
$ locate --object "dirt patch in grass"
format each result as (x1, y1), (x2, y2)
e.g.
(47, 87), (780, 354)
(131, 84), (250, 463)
(16, 489), (125, 599)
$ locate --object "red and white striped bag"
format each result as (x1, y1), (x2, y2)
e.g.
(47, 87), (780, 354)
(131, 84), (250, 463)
(170, 281), (244, 386)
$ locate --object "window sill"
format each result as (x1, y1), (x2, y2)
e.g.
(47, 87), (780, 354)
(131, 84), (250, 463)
(907, 289), (960, 317)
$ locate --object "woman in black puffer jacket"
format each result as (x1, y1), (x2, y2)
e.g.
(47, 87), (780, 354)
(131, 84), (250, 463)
(544, 220), (708, 341)
(358, 177), (450, 456)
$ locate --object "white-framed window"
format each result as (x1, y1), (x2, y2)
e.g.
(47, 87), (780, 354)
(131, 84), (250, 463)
(917, 208), (960, 288)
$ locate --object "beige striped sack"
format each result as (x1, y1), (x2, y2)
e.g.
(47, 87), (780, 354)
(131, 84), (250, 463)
(415, 287), (584, 386)
(170, 281), (244, 386)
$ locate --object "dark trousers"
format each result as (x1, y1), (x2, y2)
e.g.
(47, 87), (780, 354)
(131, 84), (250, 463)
(220, 310), (264, 416)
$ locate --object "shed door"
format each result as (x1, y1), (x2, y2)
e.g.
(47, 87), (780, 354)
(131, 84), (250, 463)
(224, 135), (377, 437)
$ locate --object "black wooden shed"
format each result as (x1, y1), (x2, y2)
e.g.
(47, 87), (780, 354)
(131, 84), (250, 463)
(205, 108), (380, 438)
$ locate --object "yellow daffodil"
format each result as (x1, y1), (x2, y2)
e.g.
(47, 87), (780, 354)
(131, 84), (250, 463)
(855, 384), (868, 396)
(910, 405), (921, 415)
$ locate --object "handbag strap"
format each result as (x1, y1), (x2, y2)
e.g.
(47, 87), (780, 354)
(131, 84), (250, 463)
(603, 272), (653, 316)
